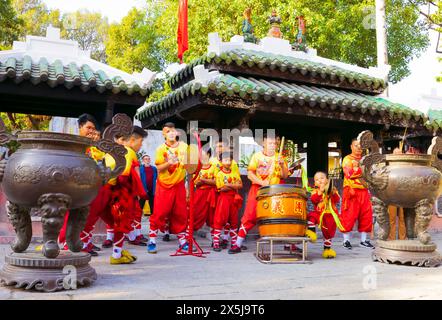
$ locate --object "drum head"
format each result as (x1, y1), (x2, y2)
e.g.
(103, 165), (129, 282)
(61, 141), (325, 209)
(257, 184), (307, 198)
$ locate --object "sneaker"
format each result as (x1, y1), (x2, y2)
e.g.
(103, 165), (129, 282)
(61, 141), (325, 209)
(102, 239), (113, 248)
(240, 245), (248, 251)
(128, 238), (147, 246)
(121, 249), (137, 262)
(220, 239), (228, 249)
(228, 246), (242, 254)
(360, 240), (375, 249)
(180, 242), (198, 252)
(88, 242), (101, 252)
(110, 255), (135, 264)
(81, 247), (98, 257)
(147, 242), (157, 254)
(213, 246), (221, 252)
(162, 234), (170, 242)
(343, 240), (352, 250)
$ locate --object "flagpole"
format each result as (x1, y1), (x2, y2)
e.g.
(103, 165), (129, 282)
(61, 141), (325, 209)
(376, 0), (389, 97)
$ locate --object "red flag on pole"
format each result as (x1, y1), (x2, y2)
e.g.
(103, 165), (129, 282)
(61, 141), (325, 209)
(177, 0), (188, 64)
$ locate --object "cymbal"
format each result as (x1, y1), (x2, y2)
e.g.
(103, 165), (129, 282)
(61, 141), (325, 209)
(289, 157), (306, 169)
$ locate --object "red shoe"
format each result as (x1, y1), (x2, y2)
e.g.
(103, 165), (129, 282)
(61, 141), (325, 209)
(128, 238), (147, 246)
(81, 247), (98, 257)
(228, 245), (241, 254)
(284, 244), (302, 252)
(220, 239), (228, 249)
(61, 243), (69, 251)
(136, 235), (149, 243)
(102, 239), (113, 248)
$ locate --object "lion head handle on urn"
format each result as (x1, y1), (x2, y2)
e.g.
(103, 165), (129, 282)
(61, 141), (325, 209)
(93, 113), (133, 183)
(428, 136), (442, 173)
(357, 130), (388, 192)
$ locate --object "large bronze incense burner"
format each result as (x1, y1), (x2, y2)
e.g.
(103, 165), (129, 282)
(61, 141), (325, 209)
(0, 114), (132, 291)
(358, 131), (442, 267)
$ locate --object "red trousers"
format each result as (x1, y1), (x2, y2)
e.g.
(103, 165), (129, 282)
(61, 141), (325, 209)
(213, 190), (240, 230)
(150, 181), (188, 235)
(193, 186), (216, 231)
(58, 184), (114, 245)
(238, 184), (260, 238)
(340, 187), (373, 233)
(308, 211), (337, 240)
(133, 200), (143, 231)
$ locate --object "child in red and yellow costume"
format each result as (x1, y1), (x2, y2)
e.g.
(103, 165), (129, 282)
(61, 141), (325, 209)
(147, 122), (189, 253)
(192, 150), (217, 238)
(235, 135), (289, 253)
(340, 139), (374, 250)
(213, 152), (243, 252)
(209, 141), (240, 248)
(107, 126), (147, 264)
(307, 172), (345, 258)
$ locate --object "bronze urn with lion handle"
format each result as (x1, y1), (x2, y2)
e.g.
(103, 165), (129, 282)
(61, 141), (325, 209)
(0, 114), (133, 292)
(358, 131), (442, 267)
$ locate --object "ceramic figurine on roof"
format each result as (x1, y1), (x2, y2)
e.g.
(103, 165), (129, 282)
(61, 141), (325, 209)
(268, 10), (283, 38)
(242, 8), (258, 44)
(292, 15), (307, 52)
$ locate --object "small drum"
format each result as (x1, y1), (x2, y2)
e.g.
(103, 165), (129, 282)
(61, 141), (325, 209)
(256, 184), (308, 237)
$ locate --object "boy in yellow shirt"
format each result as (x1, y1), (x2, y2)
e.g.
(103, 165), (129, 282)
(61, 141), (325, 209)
(148, 122), (189, 253)
(213, 152), (243, 253)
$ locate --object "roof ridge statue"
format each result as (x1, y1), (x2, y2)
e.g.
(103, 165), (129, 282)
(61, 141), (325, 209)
(242, 7), (258, 44)
(268, 10), (283, 38)
(292, 15), (307, 52)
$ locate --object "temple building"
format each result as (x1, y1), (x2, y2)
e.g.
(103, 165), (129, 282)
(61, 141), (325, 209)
(0, 26), (155, 128)
(0, 26), (154, 242)
(135, 18), (442, 230)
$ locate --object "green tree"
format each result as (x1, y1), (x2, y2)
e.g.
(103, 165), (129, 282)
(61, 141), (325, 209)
(61, 10), (109, 62)
(0, 0), (23, 49)
(146, 0), (429, 83)
(106, 7), (166, 72)
(12, 0), (62, 37)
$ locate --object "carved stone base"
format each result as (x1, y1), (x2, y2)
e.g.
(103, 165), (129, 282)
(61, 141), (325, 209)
(373, 240), (442, 267)
(0, 251), (97, 292)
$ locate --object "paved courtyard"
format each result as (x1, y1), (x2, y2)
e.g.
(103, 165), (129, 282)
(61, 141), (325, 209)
(0, 229), (441, 300)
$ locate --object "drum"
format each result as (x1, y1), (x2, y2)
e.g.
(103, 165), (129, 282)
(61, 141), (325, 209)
(256, 184), (308, 237)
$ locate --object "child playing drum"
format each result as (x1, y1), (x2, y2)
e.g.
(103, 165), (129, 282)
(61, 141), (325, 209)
(307, 171), (345, 259)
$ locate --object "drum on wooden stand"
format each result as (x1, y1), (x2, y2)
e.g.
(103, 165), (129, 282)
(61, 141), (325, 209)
(256, 184), (308, 237)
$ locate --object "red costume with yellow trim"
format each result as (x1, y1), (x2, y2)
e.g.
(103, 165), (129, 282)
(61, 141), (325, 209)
(149, 141), (189, 244)
(238, 151), (287, 240)
(340, 154), (373, 233)
(213, 167), (243, 250)
(209, 156), (240, 241)
(308, 188), (344, 257)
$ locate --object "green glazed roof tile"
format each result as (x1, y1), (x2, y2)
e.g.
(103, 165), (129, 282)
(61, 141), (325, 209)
(137, 74), (433, 131)
(0, 56), (149, 97)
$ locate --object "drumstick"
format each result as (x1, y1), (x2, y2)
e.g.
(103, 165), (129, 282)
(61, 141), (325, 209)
(278, 136), (285, 156)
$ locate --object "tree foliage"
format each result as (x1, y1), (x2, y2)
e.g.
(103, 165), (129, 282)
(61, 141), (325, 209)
(119, 0), (429, 83)
(0, 0), (23, 49)
(105, 7), (166, 72)
(60, 10), (109, 62)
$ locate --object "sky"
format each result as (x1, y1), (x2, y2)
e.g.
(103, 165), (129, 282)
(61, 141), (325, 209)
(42, 0), (146, 23)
